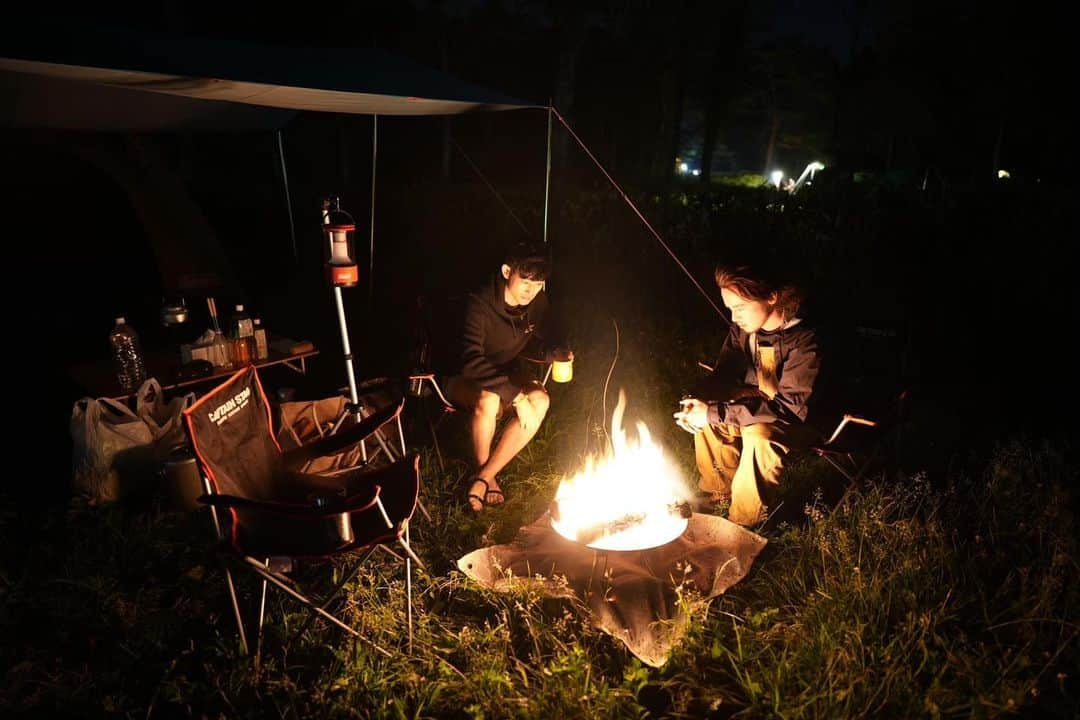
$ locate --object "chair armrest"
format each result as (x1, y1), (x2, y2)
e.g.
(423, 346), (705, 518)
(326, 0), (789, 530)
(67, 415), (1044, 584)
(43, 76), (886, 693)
(518, 354), (549, 365)
(822, 414), (878, 447)
(198, 485), (380, 516)
(280, 396), (404, 468)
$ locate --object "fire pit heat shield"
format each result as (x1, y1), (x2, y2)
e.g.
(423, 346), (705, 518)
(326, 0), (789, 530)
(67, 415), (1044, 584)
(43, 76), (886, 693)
(457, 511), (766, 667)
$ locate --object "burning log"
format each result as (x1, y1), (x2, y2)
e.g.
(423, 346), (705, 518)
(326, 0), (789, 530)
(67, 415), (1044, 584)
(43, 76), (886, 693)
(551, 500), (694, 547)
(574, 512), (647, 545)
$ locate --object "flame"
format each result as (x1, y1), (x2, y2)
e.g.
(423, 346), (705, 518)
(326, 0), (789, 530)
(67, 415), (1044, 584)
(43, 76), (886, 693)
(551, 390), (690, 550)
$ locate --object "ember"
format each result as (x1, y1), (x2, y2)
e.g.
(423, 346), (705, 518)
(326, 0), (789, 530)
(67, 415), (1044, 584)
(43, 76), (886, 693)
(551, 390), (691, 551)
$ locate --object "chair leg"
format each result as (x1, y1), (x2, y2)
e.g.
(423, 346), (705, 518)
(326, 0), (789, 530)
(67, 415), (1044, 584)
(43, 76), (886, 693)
(417, 375), (454, 472)
(405, 526), (414, 652)
(244, 557), (392, 658)
(224, 568), (249, 656)
(255, 558), (269, 675)
(821, 453), (856, 483)
(424, 396), (446, 473)
(377, 543), (405, 563)
(416, 499), (433, 524)
(370, 425), (399, 463)
(286, 548), (377, 648)
(209, 492), (249, 656)
(396, 416), (407, 457)
(396, 535), (426, 573)
(396, 414), (433, 523)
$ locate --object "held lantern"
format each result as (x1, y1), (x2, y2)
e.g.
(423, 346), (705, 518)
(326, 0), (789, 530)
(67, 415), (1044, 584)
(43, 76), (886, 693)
(321, 197), (359, 288)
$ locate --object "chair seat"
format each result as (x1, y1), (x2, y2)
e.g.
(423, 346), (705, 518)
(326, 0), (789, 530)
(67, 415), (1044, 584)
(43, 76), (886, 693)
(209, 454), (420, 559)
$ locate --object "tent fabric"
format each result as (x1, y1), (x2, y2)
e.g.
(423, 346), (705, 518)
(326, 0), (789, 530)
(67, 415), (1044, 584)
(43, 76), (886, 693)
(1, 19), (538, 130)
(0, 68), (297, 131)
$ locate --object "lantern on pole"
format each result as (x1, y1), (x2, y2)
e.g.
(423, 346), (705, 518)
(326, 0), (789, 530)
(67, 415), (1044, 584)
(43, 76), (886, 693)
(321, 197), (359, 287)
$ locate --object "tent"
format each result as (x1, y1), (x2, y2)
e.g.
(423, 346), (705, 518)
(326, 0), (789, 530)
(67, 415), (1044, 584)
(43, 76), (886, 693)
(2, 18), (542, 304)
(1, 19), (537, 130)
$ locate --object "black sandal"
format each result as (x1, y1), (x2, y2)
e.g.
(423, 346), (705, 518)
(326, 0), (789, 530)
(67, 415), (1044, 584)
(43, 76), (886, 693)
(484, 486), (506, 506)
(466, 477), (490, 512)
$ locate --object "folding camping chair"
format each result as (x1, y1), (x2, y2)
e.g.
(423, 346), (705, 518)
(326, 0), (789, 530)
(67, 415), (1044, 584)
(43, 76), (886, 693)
(810, 388), (909, 485)
(181, 366), (424, 661)
(300, 374), (434, 524)
(403, 293), (553, 471)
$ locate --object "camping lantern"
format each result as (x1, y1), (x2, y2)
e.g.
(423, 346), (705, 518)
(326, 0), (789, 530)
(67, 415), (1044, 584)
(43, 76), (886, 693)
(321, 197), (359, 288)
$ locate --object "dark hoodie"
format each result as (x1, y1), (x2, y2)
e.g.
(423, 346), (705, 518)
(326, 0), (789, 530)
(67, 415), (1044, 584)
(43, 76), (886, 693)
(692, 318), (822, 428)
(458, 274), (552, 403)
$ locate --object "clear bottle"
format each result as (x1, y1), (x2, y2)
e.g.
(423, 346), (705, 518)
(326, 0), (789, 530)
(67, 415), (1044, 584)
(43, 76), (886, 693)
(253, 318), (269, 360)
(109, 316), (147, 393)
(210, 330), (232, 368)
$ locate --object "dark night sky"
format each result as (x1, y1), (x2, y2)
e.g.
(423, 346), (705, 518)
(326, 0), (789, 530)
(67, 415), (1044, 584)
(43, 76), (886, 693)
(11, 1), (1074, 176)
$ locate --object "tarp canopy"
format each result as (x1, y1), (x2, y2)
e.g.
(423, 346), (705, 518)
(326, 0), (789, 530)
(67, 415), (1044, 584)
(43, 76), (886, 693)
(1, 19), (539, 131)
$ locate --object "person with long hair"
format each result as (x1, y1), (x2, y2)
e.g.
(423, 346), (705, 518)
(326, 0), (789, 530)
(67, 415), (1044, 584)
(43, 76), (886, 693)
(674, 261), (823, 525)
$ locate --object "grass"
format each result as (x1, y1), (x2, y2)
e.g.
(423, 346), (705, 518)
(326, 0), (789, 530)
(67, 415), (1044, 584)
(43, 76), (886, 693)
(4, 183), (1078, 717)
(2, 369), (1077, 717)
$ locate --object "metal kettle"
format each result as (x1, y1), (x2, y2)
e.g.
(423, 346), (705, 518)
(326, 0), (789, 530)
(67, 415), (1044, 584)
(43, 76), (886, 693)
(160, 299), (189, 326)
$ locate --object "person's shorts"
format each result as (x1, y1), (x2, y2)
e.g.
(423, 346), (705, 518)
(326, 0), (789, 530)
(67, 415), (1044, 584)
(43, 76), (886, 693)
(445, 365), (546, 416)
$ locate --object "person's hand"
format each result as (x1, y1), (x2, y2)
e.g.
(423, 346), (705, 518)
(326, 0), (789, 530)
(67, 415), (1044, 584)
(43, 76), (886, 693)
(515, 395), (539, 432)
(673, 398), (708, 434)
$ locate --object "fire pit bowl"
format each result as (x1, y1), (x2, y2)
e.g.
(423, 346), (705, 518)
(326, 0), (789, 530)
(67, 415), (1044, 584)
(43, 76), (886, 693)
(550, 498), (692, 551)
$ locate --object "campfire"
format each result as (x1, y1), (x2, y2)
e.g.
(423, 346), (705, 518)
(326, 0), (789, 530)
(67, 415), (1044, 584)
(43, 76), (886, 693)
(550, 391), (691, 551)
(458, 387), (768, 667)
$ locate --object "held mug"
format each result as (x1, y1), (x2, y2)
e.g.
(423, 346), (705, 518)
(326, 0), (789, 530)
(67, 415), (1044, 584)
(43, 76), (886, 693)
(551, 350), (573, 383)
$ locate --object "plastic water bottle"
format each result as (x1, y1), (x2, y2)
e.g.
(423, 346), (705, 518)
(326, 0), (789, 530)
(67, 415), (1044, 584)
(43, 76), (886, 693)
(109, 317), (147, 393)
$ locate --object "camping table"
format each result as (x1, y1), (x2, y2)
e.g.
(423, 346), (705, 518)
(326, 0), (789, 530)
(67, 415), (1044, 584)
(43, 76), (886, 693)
(69, 346), (319, 402)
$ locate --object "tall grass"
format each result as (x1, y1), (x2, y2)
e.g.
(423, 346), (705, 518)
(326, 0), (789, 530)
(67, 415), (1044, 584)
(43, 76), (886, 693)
(2, 412), (1075, 718)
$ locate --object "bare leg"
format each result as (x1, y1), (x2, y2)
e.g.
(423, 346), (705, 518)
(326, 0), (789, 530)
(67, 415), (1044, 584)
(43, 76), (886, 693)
(478, 387), (550, 482)
(470, 391), (501, 467)
(467, 391), (501, 511)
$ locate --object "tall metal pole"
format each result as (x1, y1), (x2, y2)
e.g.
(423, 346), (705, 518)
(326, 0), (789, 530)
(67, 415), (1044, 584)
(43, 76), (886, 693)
(277, 130), (298, 261)
(543, 104), (553, 244)
(369, 115), (378, 315)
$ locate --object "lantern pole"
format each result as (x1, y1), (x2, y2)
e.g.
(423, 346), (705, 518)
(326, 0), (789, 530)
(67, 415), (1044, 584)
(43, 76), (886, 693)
(321, 197), (397, 462)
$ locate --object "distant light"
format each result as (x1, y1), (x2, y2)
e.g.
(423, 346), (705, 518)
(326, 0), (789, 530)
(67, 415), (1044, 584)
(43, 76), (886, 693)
(997, 169), (1010, 179)
(679, 162), (689, 174)
(692, 169), (701, 176)
(770, 170), (783, 188)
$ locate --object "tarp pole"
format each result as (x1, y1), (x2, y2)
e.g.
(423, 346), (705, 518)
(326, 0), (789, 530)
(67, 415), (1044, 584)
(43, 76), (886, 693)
(277, 130), (298, 261)
(543, 103), (553, 243)
(369, 114), (378, 315)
